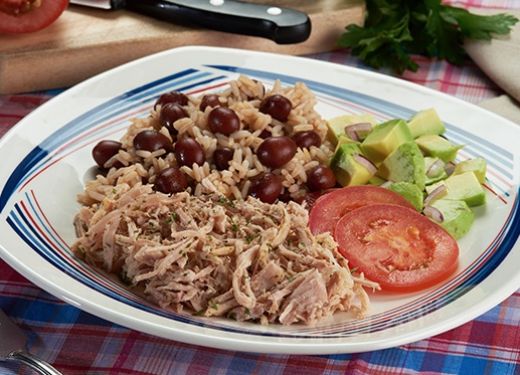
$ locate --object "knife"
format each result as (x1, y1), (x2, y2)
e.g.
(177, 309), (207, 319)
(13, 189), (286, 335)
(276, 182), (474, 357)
(69, 0), (312, 44)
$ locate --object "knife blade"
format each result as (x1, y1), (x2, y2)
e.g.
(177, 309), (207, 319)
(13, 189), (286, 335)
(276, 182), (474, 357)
(69, 0), (311, 44)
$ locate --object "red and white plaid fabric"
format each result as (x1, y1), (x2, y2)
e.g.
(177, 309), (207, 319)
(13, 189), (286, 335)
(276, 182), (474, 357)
(0, 1), (519, 374)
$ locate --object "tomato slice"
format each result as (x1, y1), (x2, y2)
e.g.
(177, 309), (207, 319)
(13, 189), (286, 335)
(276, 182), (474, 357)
(334, 204), (459, 292)
(299, 188), (339, 210)
(309, 186), (414, 235)
(0, 0), (68, 34)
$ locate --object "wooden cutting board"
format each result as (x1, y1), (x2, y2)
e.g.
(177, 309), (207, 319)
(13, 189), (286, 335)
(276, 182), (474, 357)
(0, 0), (365, 94)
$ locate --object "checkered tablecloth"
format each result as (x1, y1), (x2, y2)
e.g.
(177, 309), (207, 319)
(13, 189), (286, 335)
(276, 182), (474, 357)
(1, 1), (519, 374)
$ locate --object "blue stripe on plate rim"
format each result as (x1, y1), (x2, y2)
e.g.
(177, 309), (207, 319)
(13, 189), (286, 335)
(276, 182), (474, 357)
(6, 187), (520, 337)
(0, 66), (515, 214)
(0, 69), (227, 213)
(206, 65), (514, 170)
(1, 64), (518, 337)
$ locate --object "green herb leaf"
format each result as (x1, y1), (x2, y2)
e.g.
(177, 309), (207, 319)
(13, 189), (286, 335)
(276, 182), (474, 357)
(171, 212), (179, 222)
(441, 7), (519, 40)
(424, 3), (465, 65)
(338, 0), (518, 73)
(119, 270), (132, 285)
(209, 301), (219, 310)
(217, 196), (235, 208)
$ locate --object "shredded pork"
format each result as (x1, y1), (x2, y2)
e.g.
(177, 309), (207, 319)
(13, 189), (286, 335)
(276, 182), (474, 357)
(73, 184), (377, 325)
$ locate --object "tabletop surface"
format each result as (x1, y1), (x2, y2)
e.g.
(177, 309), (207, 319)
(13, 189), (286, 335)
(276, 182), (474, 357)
(1, 1), (519, 374)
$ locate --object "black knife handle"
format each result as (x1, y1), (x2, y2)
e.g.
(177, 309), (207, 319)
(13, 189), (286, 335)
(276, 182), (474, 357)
(124, 0), (311, 44)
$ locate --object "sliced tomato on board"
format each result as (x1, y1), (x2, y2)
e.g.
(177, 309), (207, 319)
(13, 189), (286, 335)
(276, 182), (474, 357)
(0, 0), (68, 34)
(309, 186), (414, 235)
(334, 204), (459, 292)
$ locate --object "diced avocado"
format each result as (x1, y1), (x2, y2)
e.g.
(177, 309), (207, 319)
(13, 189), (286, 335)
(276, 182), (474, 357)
(425, 157), (448, 185)
(361, 119), (413, 165)
(377, 142), (426, 190)
(407, 108), (446, 138)
(335, 134), (359, 148)
(415, 134), (463, 163)
(332, 142), (361, 157)
(425, 182), (449, 202)
(426, 171), (485, 207)
(453, 158), (487, 184)
(430, 199), (475, 239)
(388, 182), (424, 211)
(330, 143), (375, 186)
(326, 114), (376, 145)
(368, 176), (387, 186)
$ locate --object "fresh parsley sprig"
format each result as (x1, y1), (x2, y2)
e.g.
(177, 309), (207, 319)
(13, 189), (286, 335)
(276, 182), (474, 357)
(338, 0), (518, 74)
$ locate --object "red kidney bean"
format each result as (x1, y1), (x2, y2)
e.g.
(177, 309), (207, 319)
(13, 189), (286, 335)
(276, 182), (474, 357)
(292, 130), (321, 149)
(278, 189), (292, 203)
(160, 103), (188, 135)
(92, 140), (122, 168)
(200, 94), (221, 111)
(213, 148), (234, 170)
(154, 167), (188, 194)
(154, 91), (188, 109)
(248, 173), (283, 204)
(259, 95), (292, 122)
(208, 107), (240, 135)
(257, 136), (297, 169)
(133, 130), (172, 152)
(307, 165), (336, 192)
(259, 129), (272, 139)
(174, 137), (205, 167)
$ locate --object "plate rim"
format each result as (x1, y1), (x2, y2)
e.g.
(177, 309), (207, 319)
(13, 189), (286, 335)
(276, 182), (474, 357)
(0, 46), (519, 354)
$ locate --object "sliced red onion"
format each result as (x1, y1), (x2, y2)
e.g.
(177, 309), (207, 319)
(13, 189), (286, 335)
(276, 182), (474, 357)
(353, 154), (377, 175)
(445, 161), (456, 176)
(423, 206), (444, 223)
(426, 159), (444, 178)
(345, 127), (360, 142)
(345, 122), (373, 142)
(424, 184), (447, 206)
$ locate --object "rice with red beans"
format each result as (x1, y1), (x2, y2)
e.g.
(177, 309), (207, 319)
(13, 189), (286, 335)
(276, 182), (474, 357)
(73, 76), (378, 325)
(78, 76), (332, 205)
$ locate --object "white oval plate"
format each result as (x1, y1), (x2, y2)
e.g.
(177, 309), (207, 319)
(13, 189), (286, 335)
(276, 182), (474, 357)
(0, 47), (519, 355)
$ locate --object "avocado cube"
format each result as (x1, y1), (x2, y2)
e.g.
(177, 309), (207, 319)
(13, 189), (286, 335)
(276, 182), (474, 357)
(326, 114), (376, 145)
(332, 142), (361, 157)
(407, 108), (446, 138)
(415, 135), (463, 163)
(430, 199), (475, 239)
(335, 134), (360, 148)
(388, 182), (424, 211)
(330, 143), (375, 186)
(426, 180), (445, 195)
(425, 157), (448, 185)
(368, 176), (387, 186)
(361, 119), (413, 165)
(426, 171), (485, 207)
(453, 158), (487, 184)
(377, 142), (426, 190)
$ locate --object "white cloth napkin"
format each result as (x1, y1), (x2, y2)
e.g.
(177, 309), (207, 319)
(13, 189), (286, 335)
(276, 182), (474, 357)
(478, 95), (520, 124)
(464, 10), (520, 124)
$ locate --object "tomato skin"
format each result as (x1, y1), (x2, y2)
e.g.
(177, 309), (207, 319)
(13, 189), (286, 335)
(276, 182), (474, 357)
(309, 186), (414, 235)
(0, 0), (68, 34)
(334, 204), (459, 292)
(300, 188), (339, 210)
